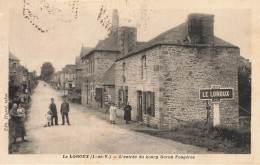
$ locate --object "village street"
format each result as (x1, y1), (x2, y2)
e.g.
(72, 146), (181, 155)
(18, 81), (212, 154)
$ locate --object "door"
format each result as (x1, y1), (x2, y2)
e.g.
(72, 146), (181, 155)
(138, 91), (143, 121)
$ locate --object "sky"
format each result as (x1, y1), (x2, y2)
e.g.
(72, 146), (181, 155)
(9, 0), (251, 75)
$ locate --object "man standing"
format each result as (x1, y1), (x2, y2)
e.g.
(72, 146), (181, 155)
(60, 97), (70, 125)
(49, 98), (58, 126)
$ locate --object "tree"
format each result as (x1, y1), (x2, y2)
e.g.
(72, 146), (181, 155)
(238, 62), (251, 116)
(40, 62), (55, 82)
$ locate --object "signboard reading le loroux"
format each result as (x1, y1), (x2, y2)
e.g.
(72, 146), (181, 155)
(199, 88), (234, 101)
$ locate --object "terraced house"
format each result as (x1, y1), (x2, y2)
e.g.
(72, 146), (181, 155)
(80, 9), (140, 110)
(115, 13), (241, 129)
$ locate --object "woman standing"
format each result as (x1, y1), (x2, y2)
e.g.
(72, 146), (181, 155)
(124, 102), (132, 124)
(109, 103), (117, 124)
(9, 103), (27, 144)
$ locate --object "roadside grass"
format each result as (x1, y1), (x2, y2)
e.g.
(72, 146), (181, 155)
(136, 120), (250, 154)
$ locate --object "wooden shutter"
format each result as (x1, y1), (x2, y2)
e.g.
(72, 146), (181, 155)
(143, 92), (146, 114)
(151, 92), (155, 117)
(118, 89), (121, 109)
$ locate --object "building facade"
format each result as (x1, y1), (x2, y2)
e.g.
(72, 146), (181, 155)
(115, 13), (240, 129)
(60, 65), (76, 90)
(81, 9), (138, 110)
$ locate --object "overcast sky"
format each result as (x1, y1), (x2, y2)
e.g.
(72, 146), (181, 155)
(9, 0), (251, 75)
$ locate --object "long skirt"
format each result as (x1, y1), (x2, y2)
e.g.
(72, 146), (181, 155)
(124, 110), (131, 121)
(10, 119), (26, 138)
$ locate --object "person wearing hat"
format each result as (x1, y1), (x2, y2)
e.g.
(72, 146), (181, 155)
(49, 98), (59, 126)
(60, 96), (70, 125)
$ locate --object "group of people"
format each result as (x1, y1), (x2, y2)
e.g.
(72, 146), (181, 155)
(45, 97), (70, 127)
(109, 102), (132, 124)
(9, 103), (27, 144)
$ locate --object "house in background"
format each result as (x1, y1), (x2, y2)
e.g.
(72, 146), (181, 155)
(115, 13), (241, 129)
(95, 64), (116, 109)
(75, 55), (83, 91)
(9, 51), (32, 103)
(60, 65), (76, 90)
(9, 52), (29, 93)
(80, 9), (139, 110)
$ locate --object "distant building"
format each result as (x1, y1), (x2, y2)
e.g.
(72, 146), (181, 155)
(61, 65), (76, 90)
(51, 71), (62, 88)
(115, 13), (241, 129)
(9, 51), (20, 71)
(9, 52), (29, 93)
(75, 46), (90, 91)
(81, 10), (143, 109)
(81, 9), (139, 109)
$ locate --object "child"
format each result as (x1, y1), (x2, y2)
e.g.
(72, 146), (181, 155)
(17, 104), (26, 121)
(109, 103), (117, 124)
(45, 110), (53, 127)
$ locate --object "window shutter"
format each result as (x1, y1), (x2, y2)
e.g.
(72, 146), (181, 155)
(143, 92), (146, 114)
(118, 89), (121, 109)
(151, 92), (155, 117)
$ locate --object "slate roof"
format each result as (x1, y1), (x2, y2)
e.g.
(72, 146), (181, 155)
(9, 52), (19, 61)
(80, 47), (94, 57)
(95, 64), (115, 86)
(63, 65), (76, 74)
(117, 22), (238, 61)
(81, 32), (120, 59)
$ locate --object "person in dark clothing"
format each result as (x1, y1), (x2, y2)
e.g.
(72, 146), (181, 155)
(49, 98), (59, 126)
(60, 97), (70, 125)
(9, 103), (27, 144)
(124, 102), (132, 124)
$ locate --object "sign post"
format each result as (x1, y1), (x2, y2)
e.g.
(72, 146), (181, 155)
(199, 85), (234, 127)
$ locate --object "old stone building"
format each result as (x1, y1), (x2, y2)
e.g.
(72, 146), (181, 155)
(9, 52), (29, 94)
(80, 9), (139, 109)
(115, 13), (240, 129)
(60, 65), (76, 90)
(75, 46), (87, 91)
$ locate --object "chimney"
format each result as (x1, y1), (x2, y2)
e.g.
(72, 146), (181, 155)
(118, 27), (137, 56)
(188, 13), (214, 45)
(112, 9), (119, 29)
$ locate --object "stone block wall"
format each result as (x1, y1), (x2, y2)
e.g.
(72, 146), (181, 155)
(81, 51), (118, 109)
(159, 45), (240, 129)
(115, 46), (161, 127)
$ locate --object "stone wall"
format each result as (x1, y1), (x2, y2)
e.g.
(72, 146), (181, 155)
(159, 45), (240, 129)
(115, 44), (240, 130)
(115, 46), (161, 127)
(81, 51), (118, 109)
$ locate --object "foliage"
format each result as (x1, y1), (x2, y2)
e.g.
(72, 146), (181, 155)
(137, 120), (251, 153)
(238, 62), (251, 116)
(40, 62), (55, 82)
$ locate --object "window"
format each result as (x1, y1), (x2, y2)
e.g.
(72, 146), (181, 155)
(141, 56), (147, 80)
(122, 62), (126, 82)
(143, 91), (155, 117)
(118, 88), (128, 109)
